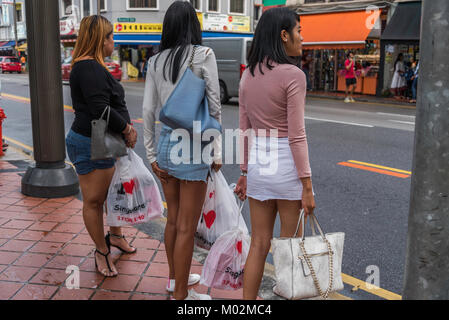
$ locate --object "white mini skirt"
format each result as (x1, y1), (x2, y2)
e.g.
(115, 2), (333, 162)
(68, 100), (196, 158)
(246, 136), (304, 201)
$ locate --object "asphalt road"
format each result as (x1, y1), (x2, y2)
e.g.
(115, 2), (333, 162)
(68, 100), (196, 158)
(0, 73), (416, 299)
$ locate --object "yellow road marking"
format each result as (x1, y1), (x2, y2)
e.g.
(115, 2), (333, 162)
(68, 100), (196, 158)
(348, 160), (412, 175)
(3, 135), (33, 152)
(267, 247), (401, 300)
(341, 273), (402, 300)
(4, 136), (76, 168)
(2, 93), (74, 111)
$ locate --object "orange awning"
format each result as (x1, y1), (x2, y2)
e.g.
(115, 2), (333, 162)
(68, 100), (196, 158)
(300, 10), (381, 50)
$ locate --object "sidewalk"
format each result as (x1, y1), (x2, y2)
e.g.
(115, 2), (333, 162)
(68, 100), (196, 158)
(0, 147), (255, 300)
(0, 147), (345, 301)
(307, 90), (416, 108)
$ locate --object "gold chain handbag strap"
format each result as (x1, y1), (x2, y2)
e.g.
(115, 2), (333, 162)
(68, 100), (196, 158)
(299, 237), (334, 299)
(188, 45), (197, 70)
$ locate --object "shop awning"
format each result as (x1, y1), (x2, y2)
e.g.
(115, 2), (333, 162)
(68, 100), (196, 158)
(300, 10), (381, 50)
(381, 1), (421, 42)
(0, 41), (16, 51)
(17, 43), (27, 52)
(113, 31), (253, 45)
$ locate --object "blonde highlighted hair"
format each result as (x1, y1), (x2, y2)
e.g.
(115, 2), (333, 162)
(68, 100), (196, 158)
(72, 15), (113, 68)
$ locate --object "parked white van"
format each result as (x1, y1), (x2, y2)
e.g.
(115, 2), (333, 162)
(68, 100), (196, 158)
(203, 37), (253, 104)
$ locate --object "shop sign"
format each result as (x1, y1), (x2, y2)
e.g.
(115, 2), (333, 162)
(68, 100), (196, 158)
(114, 23), (162, 33)
(203, 13), (250, 32)
(118, 18), (136, 23)
(60, 17), (77, 36)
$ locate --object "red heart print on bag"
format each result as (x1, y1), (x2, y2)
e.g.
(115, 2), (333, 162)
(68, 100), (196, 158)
(209, 191), (215, 199)
(123, 179), (135, 194)
(236, 241), (242, 254)
(203, 210), (216, 229)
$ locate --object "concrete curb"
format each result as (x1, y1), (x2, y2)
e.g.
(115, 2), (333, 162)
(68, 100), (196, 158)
(307, 94), (417, 109)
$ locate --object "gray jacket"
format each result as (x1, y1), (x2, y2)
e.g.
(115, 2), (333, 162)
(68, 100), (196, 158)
(142, 45), (222, 164)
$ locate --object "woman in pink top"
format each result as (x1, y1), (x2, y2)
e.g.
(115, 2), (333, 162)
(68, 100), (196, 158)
(234, 7), (315, 300)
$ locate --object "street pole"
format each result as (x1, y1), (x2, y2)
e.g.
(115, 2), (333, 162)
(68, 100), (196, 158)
(403, 0), (449, 300)
(13, 0), (19, 58)
(22, 0), (79, 198)
(97, 0), (101, 15)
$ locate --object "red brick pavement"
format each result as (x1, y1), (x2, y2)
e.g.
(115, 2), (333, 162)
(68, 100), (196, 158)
(0, 161), (249, 300)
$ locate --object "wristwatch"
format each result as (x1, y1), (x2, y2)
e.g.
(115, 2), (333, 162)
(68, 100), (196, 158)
(240, 171), (248, 177)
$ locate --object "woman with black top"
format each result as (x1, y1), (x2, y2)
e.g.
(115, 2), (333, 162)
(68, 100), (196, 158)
(66, 15), (138, 277)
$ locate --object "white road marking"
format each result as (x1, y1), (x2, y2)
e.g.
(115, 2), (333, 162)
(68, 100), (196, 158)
(377, 112), (415, 119)
(305, 116), (374, 128)
(389, 120), (415, 125)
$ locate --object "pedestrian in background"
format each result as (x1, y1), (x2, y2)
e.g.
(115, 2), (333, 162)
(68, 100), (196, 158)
(300, 54), (311, 90)
(390, 53), (407, 100)
(404, 61), (414, 100)
(344, 52), (357, 103)
(66, 15), (138, 277)
(410, 60), (419, 104)
(234, 7), (315, 300)
(143, 1), (222, 300)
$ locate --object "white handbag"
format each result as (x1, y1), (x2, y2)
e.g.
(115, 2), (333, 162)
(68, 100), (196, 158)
(271, 210), (345, 300)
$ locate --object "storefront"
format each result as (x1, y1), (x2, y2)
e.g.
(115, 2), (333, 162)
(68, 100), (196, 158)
(299, 8), (385, 95)
(377, 1), (421, 96)
(0, 41), (16, 56)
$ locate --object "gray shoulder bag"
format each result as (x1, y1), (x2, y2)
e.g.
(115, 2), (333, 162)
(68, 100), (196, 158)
(91, 106), (128, 161)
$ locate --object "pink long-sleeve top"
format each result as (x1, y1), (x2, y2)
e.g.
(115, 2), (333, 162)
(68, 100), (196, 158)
(239, 61), (312, 178)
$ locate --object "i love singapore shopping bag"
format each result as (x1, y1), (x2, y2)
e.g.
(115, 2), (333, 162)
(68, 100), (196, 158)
(106, 149), (164, 227)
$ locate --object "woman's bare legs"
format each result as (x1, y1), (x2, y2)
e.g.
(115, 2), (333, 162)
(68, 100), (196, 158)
(243, 198), (277, 300)
(243, 198), (304, 300)
(78, 167), (117, 277)
(277, 200), (304, 238)
(161, 176), (181, 280)
(172, 180), (207, 300)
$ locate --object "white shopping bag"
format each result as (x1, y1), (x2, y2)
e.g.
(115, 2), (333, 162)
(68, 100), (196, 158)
(194, 170), (248, 250)
(106, 149), (164, 227)
(200, 194), (250, 290)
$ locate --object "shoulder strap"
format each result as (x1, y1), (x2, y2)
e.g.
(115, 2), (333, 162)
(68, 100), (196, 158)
(188, 45), (198, 70)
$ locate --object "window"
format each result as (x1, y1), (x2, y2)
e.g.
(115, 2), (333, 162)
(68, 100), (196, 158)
(100, 0), (107, 11)
(127, 0), (158, 10)
(16, 3), (23, 23)
(208, 0), (219, 12)
(229, 0), (245, 15)
(189, 0), (201, 11)
(83, 0), (90, 17)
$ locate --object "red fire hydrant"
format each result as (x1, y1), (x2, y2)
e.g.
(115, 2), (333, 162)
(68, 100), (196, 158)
(0, 108), (6, 157)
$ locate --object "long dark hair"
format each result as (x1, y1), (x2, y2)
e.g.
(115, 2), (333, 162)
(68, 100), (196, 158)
(247, 7), (300, 76)
(155, 1), (202, 83)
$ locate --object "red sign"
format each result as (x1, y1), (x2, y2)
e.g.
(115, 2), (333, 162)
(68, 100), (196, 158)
(228, 16), (233, 23)
(116, 24), (123, 32)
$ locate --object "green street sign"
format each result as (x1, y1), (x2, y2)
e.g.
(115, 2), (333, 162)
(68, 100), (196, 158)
(117, 18), (136, 22)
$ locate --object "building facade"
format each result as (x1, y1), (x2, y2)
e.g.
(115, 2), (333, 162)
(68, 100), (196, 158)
(59, 0), (257, 78)
(262, 0), (421, 97)
(0, 0), (27, 55)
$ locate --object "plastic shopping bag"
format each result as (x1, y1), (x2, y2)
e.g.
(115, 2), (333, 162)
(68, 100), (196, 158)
(106, 149), (164, 227)
(200, 227), (250, 290)
(194, 170), (248, 250)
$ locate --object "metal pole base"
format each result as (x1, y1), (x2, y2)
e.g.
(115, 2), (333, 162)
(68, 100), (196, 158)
(21, 163), (79, 199)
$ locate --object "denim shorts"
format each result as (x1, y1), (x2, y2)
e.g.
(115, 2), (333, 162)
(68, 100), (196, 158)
(66, 129), (115, 175)
(157, 125), (211, 182)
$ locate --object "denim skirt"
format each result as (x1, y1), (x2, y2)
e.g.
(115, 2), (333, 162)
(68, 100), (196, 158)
(157, 125), (211, 182)
(66, 129), (115, 175)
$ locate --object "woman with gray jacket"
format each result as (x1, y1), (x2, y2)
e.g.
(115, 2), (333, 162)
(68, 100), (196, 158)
(142, 1), (222, 300)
